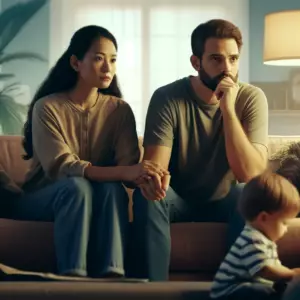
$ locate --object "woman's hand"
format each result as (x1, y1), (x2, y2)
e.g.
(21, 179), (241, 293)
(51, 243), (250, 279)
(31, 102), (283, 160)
(122, 160), (169, 183)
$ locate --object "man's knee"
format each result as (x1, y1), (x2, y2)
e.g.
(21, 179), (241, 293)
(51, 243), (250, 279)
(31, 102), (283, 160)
(132, 188), (169, 222)
(133, 188), (162, 209)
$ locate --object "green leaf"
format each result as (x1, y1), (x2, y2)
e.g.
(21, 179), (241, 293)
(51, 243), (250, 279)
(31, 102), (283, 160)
(0, 82), (20, 94)
(0, 0), (47, 135)
(0, 94), (27, 135)
(0, 52), (47, 64)
(0, 73), (15, 80)
(0, 0), (47, 52)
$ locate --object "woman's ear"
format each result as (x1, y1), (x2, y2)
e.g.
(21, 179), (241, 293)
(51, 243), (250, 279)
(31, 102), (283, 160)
(70, 55), (79, 72)
(190, 55), (201, 72)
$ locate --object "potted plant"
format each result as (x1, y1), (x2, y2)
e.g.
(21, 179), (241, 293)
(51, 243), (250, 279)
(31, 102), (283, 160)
(0, 0), (47, 135)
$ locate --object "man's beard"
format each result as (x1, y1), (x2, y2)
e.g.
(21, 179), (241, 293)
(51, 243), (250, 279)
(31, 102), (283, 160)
(199, 67), (238, 91)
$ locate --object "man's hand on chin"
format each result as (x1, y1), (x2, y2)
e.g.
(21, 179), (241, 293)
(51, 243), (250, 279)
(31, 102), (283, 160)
(215, 77), (239, 116)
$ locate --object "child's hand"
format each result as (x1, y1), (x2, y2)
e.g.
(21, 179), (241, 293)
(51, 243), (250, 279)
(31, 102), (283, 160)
(292, 268), (300, 275)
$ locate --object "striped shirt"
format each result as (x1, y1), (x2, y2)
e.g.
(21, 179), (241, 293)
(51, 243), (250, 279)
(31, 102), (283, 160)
(210, 224), (281, 299)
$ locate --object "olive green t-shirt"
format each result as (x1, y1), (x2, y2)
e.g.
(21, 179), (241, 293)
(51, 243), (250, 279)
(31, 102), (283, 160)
(23, 93), (140, 192)
(144, 77), (268, 202)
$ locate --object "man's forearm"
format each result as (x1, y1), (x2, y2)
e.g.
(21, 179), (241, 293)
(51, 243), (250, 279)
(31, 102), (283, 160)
(223, 112), (267, 182)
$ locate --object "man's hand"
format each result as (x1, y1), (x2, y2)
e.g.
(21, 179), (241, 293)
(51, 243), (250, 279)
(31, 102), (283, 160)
(122, 160), (169, 183)
(215, 77), (239, 115)
(138, 174), (171, 201)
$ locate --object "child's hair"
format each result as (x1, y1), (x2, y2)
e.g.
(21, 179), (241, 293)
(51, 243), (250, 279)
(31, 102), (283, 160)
(276, 156), (300, 193)
(238, 171), (300, 221)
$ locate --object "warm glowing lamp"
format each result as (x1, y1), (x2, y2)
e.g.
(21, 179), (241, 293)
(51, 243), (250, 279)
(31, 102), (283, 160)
(264, 10), (300, 66)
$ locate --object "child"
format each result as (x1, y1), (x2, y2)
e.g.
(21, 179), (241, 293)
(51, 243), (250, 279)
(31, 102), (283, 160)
(210, 171), (300, 300)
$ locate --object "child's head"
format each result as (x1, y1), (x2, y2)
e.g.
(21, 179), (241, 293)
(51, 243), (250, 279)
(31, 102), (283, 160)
(238, 171), (300, 241)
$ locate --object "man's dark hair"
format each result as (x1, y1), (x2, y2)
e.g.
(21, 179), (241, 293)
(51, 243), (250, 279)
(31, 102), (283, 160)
(191, 19), (243, 58)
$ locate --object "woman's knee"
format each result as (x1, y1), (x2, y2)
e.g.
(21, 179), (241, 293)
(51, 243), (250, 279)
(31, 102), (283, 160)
(55, 177), (93, 209)
(92, 181), (128, 207)
(66, 177), (93, 196)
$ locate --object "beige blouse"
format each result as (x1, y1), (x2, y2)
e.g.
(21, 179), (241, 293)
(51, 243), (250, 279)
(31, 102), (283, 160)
(23, 93), (140, 192)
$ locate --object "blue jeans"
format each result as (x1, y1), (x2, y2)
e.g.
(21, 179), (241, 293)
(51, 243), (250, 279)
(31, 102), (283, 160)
(129, 184), (245, 281)
(13, 177), (129, 277)
(282, 277), (300, 300)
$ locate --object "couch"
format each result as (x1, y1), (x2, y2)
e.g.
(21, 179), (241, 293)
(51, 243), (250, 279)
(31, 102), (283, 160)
(1, 135), (300, 298)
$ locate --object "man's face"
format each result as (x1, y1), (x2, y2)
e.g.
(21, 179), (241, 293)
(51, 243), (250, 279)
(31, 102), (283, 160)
(197, 38), (240, 91)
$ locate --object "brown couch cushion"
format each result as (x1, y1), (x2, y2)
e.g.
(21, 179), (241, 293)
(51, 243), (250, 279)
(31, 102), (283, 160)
(170, 223), (226, 273)
(0, 168), (21, 218)
(169, 219), (300, 273)
(0, 136), (29, 186)
(1, 219), (299, 275)
(0, 167), (22, 194)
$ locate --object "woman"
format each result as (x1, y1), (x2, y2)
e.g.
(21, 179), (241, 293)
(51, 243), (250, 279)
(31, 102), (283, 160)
(16, 25), (168, 278)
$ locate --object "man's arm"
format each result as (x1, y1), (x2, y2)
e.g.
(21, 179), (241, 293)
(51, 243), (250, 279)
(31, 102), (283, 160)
(223, 113), (268, 182)
(138, 146), (172, 200)
(138, 88), (176, 200)
(143, 145), (172, 171)
(217, 80), (268, 183)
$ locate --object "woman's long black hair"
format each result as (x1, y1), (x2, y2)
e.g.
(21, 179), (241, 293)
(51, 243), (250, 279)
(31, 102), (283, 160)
(23, 25), (122, 160)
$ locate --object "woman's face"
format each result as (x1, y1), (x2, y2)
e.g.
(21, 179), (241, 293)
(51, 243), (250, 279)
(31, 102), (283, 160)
(76, 37), (117, 89)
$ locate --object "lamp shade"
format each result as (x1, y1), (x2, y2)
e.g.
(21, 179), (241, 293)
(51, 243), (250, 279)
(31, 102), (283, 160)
(264, 10), (300, 66)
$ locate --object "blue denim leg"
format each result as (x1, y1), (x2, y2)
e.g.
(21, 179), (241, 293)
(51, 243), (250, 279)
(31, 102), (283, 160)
(87, 181), (129, 277)
(15, 177), (94, 276)
(129, 186), (191, 281)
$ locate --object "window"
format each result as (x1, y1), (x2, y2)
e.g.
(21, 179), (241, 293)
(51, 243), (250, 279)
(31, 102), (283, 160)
(50, 0), (247, 135)
(75, 6), (143, 133)
(149, 7), (226, 96)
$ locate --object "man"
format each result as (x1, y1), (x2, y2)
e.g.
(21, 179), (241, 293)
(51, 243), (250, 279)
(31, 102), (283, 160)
(130, 19), (268, 281)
